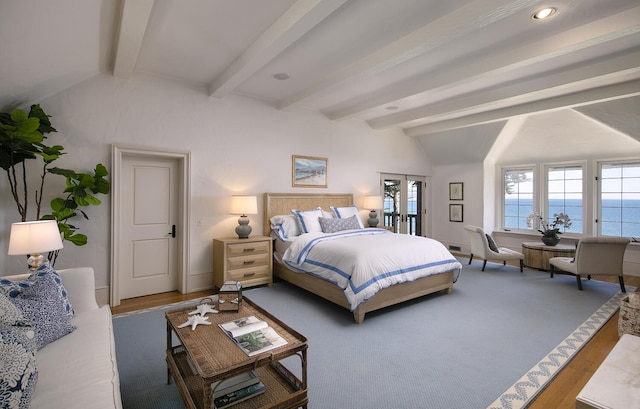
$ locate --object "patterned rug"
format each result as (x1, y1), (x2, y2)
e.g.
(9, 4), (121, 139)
(113, 261), (625, 409)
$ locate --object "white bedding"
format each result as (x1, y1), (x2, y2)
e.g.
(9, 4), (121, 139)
(282, 229), (462, 311)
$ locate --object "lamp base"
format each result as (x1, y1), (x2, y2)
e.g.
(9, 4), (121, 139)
(235, 215), (252, 239)
(367, 210), (379, 228)
(27, 253), (45, 271)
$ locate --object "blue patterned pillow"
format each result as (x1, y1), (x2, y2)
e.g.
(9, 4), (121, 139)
(0, 265), (76, 349)
(0, 296), (38, 409)
(0, 261), (74, 317)
(319, 215), (362, 233)
(330, 205), (365, 229)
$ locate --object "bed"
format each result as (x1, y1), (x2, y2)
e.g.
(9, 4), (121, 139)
(264, 193), (462, 323)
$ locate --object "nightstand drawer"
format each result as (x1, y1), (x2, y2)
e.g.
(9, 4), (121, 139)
(226, 253), (270, 269)
(226, 265), (270, 281)
(226, 241), (270, 257)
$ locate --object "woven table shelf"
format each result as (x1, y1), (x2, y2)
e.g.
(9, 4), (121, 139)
(618, 293), (640, 337)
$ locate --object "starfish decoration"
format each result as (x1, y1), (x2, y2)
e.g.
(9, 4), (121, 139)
(177, 314), (212, 330)
(188, 303), (218, 316)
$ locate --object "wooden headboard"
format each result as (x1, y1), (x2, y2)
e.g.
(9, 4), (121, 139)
(263, 193), (354, 234)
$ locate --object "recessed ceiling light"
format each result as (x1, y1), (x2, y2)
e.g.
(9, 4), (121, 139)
(532, 7), (557, 20)
(272, 73), (290, 80)
(385, 105), (399, 111)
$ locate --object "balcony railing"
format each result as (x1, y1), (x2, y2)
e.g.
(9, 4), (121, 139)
(384, 212), (418, 235)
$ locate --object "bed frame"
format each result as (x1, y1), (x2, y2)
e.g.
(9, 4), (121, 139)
(264, 192), (455, 324)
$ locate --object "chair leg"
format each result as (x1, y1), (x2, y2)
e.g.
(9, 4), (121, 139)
(469, 254), (474, 264)
(519, 260), (523, 273)
(550, 265), (554, 278)
(619, 276), (626, 293)
(482, 260), (487, 271)
(503, 261), (506, 266)
(576, 274), (583, 291)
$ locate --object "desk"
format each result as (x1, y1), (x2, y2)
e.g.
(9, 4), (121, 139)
(522, 241), (576, 271)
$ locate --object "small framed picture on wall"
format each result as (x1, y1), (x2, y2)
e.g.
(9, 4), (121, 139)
(449, 182), (463, 200)
(449, 204), (463, 222)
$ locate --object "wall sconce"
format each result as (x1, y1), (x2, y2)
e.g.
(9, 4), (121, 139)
(8, 220), (64, 270)
(362, 196), (383, 227)
(230, 195), (258, 239)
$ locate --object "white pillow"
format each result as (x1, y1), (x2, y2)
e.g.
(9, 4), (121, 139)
(330, 205), (364, 229)
(270, 214), (301, 240)
(291, 208), (324, 233)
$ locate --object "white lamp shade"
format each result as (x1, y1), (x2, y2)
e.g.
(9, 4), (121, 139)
(230, 195), (258, 215)
(8, 220), (64, 255)
(362, 195), (383, 210)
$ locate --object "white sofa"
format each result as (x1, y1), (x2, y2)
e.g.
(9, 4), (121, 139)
(4, 267), (122, 409)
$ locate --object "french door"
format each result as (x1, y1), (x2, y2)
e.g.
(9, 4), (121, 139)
(381, 173), (426, 235)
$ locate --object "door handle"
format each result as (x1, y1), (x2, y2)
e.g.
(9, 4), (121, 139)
(169, 225), (176, 238)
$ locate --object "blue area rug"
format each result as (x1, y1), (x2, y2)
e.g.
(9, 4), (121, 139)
(113, 259), (625, 409)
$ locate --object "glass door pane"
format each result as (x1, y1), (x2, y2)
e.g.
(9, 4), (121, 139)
(382, 174), (425, 235)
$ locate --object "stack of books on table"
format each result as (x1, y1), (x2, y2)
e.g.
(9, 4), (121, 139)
(211, 370), (265, 409)
(219, 315), (288, 357)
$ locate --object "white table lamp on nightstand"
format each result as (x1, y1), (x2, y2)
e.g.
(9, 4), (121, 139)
(8, 220), (64, 270)
(230, 195), (258, 239)
(363, 195), (383, 227)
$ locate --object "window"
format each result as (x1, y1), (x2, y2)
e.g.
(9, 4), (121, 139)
(547, 165), (583, 234)
(599, 161), (640, 237)
(503, 168), (534, 230)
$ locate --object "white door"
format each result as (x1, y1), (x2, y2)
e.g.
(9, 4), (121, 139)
(118, 156), (180, 299)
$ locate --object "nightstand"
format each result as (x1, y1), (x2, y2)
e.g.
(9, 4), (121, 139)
(213, 236), (273, 289)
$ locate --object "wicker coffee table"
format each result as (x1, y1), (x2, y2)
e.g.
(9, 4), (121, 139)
(166, 297), (308, 409)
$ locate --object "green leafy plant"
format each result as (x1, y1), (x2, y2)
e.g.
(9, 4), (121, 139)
(0, 104), (110, 265)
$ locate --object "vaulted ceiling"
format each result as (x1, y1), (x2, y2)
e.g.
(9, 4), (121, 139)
(2, 0), (639, 141)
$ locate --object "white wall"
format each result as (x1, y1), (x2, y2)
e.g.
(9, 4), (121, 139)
(0, 73), (433, 296)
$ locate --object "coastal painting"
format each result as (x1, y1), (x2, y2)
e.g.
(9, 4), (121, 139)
(292, 155), (328, 188)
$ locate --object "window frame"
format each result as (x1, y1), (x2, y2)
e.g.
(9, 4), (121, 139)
(597, 159), (640, 238)
(501, 165), (536, 232)
(543, 162), (586, 235)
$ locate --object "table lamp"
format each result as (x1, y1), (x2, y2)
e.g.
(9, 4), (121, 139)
(362, 195), (383, 227)
(230, 195), (258, 239)
(8, 220), (64, 270)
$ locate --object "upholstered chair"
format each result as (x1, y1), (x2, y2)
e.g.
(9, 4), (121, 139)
(464, 225), (524, 272)
(549, 237), (630, 291)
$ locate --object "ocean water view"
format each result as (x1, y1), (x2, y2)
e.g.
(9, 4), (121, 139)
(505, 199), (640, 237)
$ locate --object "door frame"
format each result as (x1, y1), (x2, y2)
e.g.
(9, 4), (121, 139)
(110, 144), (191, 307)
(380, 173), (428, 236)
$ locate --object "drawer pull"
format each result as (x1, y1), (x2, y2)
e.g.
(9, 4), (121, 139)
(243, 273), (256, 278)
(243, 248), (255, 252)
(243, 260), (255, 265)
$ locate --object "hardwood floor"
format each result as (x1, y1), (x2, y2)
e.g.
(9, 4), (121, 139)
(110, 275), (640, 408)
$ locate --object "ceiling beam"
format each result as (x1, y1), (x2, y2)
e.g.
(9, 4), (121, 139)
(369, 50), (640, 129)
(113, 0), (155, 79)
(404, 78), (640, 137)
(328, 6), (640, 122)
(277, 0), (542, 110)
(208, 0), (348, 98)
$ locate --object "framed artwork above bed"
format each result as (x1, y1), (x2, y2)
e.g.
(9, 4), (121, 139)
(292, 155), (328, 188)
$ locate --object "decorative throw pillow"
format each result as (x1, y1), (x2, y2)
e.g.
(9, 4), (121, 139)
(319, 215), (362, 233)
(0, 264), (76, 349)
(270, 214), (301, 240)
(0, 325), (38, 409)
(0, 294), (38, 409)
(0, 261), (75, 317)
(486, 234), (500, 253)
(330, 205), (365, 229)
(291, 208), (324, 233)
(0, 293), (29, 327)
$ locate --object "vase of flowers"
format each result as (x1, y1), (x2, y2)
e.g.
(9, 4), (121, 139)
(526, 212), (571, 246)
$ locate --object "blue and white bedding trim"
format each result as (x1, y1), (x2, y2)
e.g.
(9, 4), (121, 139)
(282, 229), (462, 311)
